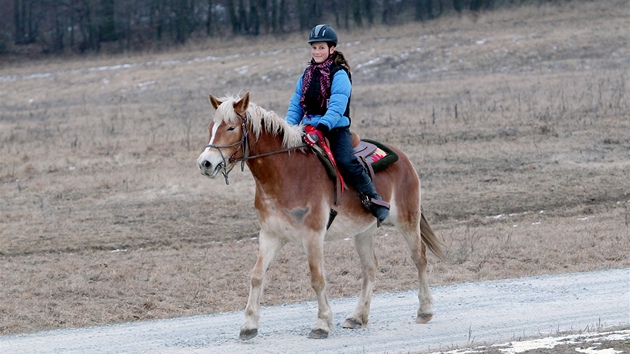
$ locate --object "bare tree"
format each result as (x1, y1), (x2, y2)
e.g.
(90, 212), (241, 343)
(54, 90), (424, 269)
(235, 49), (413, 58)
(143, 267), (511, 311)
(364, 0), (374, 24)
(173, 0), (193, 43)
(14, 0), (37, 44)
(351, 0), (362, 26)
(97, 0), (116, 41)
(453, 0), (465, 12)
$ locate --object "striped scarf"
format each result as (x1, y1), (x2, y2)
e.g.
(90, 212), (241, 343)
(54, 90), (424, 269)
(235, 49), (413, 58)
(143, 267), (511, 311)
(300, 56), (334, 114)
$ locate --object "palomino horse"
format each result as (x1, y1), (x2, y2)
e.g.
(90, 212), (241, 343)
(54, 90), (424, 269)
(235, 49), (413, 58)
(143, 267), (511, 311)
(197, 93), (445, 340)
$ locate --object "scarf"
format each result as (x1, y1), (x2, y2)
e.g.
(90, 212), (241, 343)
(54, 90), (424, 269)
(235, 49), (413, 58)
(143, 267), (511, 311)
(300, 56), (334, 114)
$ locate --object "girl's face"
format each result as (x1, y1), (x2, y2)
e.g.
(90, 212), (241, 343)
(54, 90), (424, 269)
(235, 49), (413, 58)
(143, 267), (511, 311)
(311, 42), (335, 63)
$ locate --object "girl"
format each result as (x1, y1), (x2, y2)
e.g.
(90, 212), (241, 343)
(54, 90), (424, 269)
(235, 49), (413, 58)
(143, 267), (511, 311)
(285, 24), (390, 225)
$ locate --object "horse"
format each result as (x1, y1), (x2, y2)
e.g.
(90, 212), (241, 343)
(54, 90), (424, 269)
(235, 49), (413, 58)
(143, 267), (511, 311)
(197, 92), (445, 340)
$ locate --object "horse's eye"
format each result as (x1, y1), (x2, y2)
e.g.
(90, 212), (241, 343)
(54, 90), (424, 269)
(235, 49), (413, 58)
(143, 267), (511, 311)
(227, 126), (236, 131)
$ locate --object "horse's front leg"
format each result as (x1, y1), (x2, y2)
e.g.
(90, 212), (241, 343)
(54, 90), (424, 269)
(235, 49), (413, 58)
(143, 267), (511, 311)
(240, 231), (284, 340)
(303, 229), (333, 339)
(343, 227), (377, 329)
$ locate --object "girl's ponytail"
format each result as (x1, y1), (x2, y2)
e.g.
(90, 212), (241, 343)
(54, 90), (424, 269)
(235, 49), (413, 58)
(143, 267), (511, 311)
(333, 51), (351, 72)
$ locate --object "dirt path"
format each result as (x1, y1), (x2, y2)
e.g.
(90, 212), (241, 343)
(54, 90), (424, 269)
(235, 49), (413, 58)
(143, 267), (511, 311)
(1, 268), (628, 353)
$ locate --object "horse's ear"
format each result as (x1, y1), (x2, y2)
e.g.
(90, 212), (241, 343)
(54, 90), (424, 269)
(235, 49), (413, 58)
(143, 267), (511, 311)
(209, 94), (222, 110)
(233, 92), (250, 115)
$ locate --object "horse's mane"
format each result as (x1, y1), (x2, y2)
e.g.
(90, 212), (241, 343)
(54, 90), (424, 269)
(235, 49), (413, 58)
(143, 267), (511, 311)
(214, 94), (304, 148)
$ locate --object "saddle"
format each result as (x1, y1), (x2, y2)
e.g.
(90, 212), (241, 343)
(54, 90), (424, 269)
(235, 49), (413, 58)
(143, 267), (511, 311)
(312, 131), (399, 205)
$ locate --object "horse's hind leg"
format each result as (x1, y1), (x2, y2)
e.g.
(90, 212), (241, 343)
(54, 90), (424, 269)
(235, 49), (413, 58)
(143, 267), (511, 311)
(240, 231), (284, 340)
(343, 226), (377, 329)
(399, 220), (434, 323)
(413, 239), (433, 323)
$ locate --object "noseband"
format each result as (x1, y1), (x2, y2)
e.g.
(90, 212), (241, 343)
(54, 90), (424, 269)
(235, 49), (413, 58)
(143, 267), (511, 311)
(205, 111), (304, 185)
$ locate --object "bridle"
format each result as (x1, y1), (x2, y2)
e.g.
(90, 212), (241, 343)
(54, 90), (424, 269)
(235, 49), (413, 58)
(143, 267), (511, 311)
(205, 111), (305, 185)
(204, 114), (248, 185)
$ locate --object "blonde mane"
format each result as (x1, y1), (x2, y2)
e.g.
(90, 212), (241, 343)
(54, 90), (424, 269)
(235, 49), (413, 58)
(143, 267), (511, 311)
(214, 95), (304, 149)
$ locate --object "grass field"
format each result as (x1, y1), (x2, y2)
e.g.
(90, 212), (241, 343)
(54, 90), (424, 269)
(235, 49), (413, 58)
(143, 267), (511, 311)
(1, 0), (629, 335)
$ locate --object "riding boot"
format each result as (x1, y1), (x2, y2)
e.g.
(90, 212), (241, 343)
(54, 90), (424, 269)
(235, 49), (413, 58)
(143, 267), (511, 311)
(355, 178), (390, 227)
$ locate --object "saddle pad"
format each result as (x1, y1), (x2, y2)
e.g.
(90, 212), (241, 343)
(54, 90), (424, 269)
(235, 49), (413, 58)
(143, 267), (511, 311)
(357, 139), (399, 173)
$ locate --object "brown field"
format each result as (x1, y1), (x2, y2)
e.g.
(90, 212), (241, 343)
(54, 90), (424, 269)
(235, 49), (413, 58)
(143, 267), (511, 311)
(1, 0), (629, 335)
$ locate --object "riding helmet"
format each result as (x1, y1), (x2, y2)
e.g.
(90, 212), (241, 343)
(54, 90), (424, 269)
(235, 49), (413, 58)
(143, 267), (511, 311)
(308, 24), (338, 46)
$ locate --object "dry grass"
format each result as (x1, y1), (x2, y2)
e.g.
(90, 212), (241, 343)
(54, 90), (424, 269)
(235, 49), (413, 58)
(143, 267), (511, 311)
(1, 0), (629, 335)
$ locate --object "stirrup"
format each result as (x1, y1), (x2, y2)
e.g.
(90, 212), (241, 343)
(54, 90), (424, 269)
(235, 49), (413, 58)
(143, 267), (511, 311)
(360, 194), (390, 210)
(360, 195), (390, 227)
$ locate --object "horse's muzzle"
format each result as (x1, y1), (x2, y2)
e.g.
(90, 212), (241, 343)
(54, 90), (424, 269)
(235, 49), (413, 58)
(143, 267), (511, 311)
(199, 160), (222, 178)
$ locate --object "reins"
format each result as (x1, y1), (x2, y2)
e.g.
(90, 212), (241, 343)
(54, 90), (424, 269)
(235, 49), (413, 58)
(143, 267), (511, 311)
(205, 111), (305, 185)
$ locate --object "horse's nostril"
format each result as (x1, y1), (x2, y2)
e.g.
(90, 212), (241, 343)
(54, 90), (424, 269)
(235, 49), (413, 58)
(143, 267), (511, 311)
(202, 160), (211, 169)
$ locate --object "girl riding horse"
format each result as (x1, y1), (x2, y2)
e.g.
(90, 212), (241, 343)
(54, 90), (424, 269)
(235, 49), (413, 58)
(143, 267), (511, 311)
(285, 24), (390, 225)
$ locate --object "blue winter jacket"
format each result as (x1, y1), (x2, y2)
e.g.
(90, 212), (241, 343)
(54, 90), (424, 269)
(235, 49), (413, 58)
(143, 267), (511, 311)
(285, 69), (352, 133)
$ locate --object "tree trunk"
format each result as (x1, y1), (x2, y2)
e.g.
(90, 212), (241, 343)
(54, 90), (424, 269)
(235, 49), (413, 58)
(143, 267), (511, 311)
(278, 0), (287, 32)
(381, 0), (391, 24)
(78, 0), (100, 52)
(453, 0), (465, 12)
(98, 0), (117, 42)
(53, 5), (64, 51)
(238, 0), (248, 33)
(352, 0), (362, 26)
(250, 0), (260, 35)
(14, 0), (36, 45)
(364, 0), (374, 24)
(174, 0), (190, 43)
(270, 0), (277, 32)
(297, 0), (307, 30)
(226, 0), (239, 34)
(206, 0), (213, 35)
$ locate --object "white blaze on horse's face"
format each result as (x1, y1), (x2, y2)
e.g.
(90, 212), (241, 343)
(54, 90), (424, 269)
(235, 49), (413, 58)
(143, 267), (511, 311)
(197, 122), (222, 177)
(197, 120), (242, 178)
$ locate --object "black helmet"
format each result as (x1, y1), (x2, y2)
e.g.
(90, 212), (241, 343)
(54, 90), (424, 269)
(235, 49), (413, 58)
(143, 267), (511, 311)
(308, 24), (338, 46)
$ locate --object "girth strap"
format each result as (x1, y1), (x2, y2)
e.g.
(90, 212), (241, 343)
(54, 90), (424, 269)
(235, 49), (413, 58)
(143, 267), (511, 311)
(312, 144), (344, 205)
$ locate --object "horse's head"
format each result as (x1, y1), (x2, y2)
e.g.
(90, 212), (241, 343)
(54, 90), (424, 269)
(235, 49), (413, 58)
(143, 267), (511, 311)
(197, 93), (250, 183)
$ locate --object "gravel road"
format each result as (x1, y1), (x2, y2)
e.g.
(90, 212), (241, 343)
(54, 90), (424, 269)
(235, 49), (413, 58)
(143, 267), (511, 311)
(2, 268), (628, 353)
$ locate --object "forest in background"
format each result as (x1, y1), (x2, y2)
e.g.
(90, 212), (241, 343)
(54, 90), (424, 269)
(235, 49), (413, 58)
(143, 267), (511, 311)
(1, 0), (574, 55)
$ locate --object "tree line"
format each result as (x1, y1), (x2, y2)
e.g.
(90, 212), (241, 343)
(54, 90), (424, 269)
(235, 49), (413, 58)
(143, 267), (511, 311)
(0, 0), (563, 55)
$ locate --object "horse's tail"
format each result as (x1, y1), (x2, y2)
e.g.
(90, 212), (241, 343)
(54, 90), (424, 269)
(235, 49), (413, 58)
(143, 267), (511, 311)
(420, 210), (447, 261)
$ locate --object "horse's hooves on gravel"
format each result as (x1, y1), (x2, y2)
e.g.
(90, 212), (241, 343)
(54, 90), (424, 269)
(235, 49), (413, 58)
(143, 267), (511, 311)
(416, 313), (433, 324)
(342, 318), (363, 329)
(239, 328), (258, 340)
(308, 328), (329, 339)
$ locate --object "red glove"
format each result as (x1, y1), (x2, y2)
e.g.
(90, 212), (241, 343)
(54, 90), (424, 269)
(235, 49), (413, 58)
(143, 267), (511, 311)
(302, 126), (324, 147)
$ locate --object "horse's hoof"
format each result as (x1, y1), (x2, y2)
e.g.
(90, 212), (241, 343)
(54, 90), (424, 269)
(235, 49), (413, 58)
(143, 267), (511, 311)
(308, 328), (329, 339)
(239, 328), (258, 340)
(342, 318), (363, 329)
(416, 313), (433, 324)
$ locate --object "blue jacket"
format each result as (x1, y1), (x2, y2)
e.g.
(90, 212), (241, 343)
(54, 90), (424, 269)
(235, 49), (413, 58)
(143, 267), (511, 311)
(285, 69), (352, 133)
